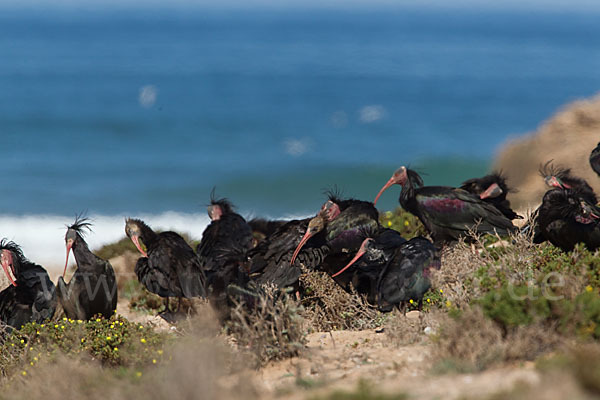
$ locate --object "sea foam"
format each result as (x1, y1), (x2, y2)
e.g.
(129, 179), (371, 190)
(0, 212), (211, 274)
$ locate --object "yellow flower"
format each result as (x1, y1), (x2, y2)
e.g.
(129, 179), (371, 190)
(586, 285), (593, 293)
(40, 324), (44, 328)
(20, 339), (24, 344)
(157, 349), (163, 355)
(36, 331), (40, 335)
(439, 289), (443, 294)
(114, 347), (118, 351)
(21, 371), (27, 376)
(140, 338), (146, 344)
(409, 299), (414, 304)
(60, 325), (65, 330)
(77, 320), (83, 324)
(30, 362), (34, 366)
(387, 221), (392, 227)
(81, 338), (85, 343)
(404, 220), (409, 227)
(426, 298), (431, 303)
(119, 322), (123, 326)
(136, 372), (142, 378)
(445, 300), (452, 308)
(96, 318), (101, 322)
(62, 317), (67, 321)
(106, 336), (111, 341)
(110, 324), (114, 329)
(33, 357), (38, 361)
(139, 325), (143, 330)
(54, 324), (58, 328)
(152, 359), (157, 364)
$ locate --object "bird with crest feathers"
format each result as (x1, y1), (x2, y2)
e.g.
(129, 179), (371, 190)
(534, 185), (600, 251)
(0, 239), (56, 329)
(125, 218), (206, 318)
(374, 166), (517, 245)
(460, 171), (521, 220)
(57, 216), (117, 320)
(195, 193), (253, 316)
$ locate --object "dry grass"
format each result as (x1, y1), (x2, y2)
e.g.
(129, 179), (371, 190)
(0, 308), (258, 400)
(227, 285), (306, 368)
(300, 269), (385, 332)
(384, 309), (443, 346)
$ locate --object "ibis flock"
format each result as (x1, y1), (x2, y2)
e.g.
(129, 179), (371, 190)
(1, 142), (600, 329)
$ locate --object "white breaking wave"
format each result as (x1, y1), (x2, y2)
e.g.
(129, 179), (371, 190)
(0, 212), (212, 274)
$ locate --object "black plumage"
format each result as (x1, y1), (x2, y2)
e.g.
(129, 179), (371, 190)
(535, 187), (600, 251)
(57, 217), (118, 320)
(590, 142), (600, 177)
(248, 217), (289, 244)
(460, 172), (521, 220)
(330, 230), (438, 312)
(375, 166), (516, 244)
(0, 240), (57, 329)
(126, 219), (206, 312)
(196, 197), (253, 312)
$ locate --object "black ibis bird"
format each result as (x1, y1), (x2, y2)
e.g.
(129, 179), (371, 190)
(57, 217), (117, 320)
(125, 218), (206, 316)
(374, 166), (517, 244)
(539, 161), (596, 201)
(0, 240), (57, 329)
(332, 233), (438, 312)
(535, 187), (600, 251)
(590, 142), (600, 177)
(248, 199), (341, 289)
(196, 197), (253, 313)
(290, 195), (380, 266)
(328, 227), (406, 304)
(460, 172), (521, 220)
(248, 217), (289, 245)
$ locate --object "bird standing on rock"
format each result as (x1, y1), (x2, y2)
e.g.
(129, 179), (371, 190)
(0, 240), (57, 329)
(57, 217), (117, 320)
(374, 166), (517, 244)
(125, 218), (206, 319)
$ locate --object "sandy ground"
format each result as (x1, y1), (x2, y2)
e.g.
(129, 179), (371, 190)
(247, 319), (540, 400)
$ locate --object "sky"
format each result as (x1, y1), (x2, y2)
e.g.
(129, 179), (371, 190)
(1, 0), (599, 12)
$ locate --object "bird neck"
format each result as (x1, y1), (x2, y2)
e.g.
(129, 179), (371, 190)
(72, 237), (101, 269)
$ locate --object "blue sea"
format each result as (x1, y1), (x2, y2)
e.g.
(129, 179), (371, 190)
(1, 6), (600, 266)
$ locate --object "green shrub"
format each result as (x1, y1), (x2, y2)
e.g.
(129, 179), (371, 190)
(0, 315), (169, 379)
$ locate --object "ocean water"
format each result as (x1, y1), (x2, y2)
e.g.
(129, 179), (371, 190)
(2, 7), (600, 268)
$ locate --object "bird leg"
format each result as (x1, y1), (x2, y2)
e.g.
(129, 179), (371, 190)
(176, 297), (182, 313)
(164, 297), (170, 313)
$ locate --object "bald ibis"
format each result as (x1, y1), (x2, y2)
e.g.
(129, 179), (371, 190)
(539, 161), (596, 200)
(0, 240), (57, 329)
(248, 217), (289, 245)
(57, 217), (117, 320)
(125, 218), (206, 315)
(331, 231), (438, 312)
(329, 227), (406, 304)
(590, 142), (600, 177)
(535, 187), (600, 251)
(248, 199), (341, 289)
(196, 197), (253, 313)
(460, 172), (521, 220)
(374, 167), (517, 244)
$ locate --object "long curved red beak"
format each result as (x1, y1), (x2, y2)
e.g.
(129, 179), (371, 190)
(374, 177), (396, 207)
(1, 251), (17, 287)
(132, 235), (148, 258)
(63, 239), (73, 278)
(331, 245), (367, 278)
(290, 230), (313, 266)
(479, 183), (502, 200)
